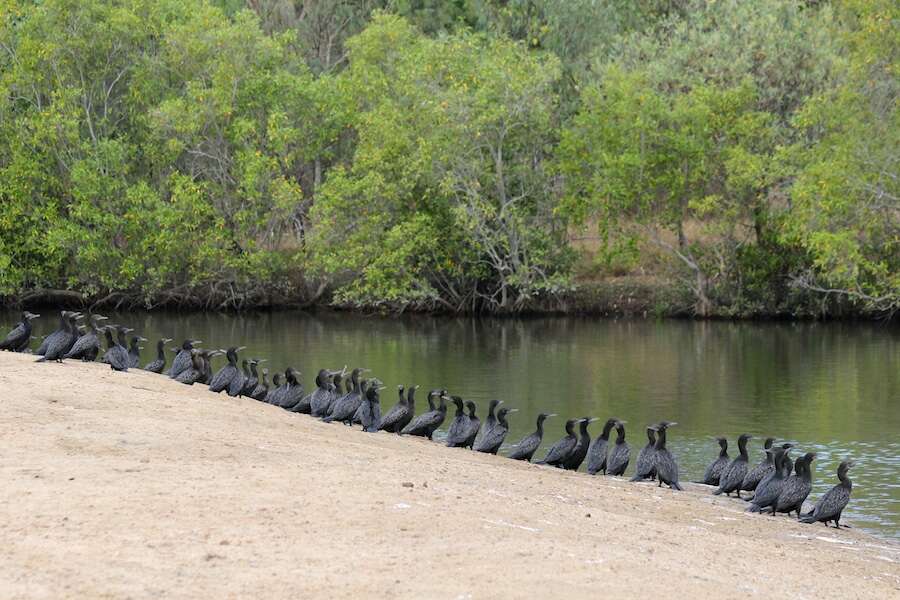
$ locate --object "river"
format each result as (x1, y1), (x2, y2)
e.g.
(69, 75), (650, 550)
(5, 309), (899, 540)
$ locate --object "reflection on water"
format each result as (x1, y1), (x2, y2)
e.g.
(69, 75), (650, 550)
(5, 310), (899, 539)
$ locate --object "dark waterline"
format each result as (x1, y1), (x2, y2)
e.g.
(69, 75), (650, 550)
(6, 310), (899, 540)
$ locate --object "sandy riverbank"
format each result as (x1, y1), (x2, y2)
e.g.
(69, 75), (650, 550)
(1, 351), (897, 599)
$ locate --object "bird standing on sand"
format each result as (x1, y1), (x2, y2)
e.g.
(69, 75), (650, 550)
(379, 385), (416, 434)
(630, 426), (658, 482)
(536, 418), (583, 468)
(800, 460), (854, 527)
(563, 417), (595, 471)
(0, 311), (40, 352)
(507, 413), (554, 462)
(401, 391), (448, 439)
(586, 418), (618, 475)
(606, 420), (630, 476)
(771, 452), (815, 517)
(143, 338), (172, 373)
(64, 314), (108, 361)
(209, 346), (244, 393)
(698, 437), (729, 486)
(169, 339), (201, 379)
(741, 437), (776, 493)
(652, 421), (682, 491)
(747, 447), (790, 513)
(37, 312), (82, 362)
(127, 336), (147, 368)
(474, 407), (516, 454)
(445, 396), (471, 448)
(713, 434), (752, 497)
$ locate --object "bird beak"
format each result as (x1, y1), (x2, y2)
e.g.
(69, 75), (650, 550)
(192, 340), (203, 345)
(547, 413), (557, 417)
(588, 418), (599, 423)
(617, 420), (627, 424)
(508, 408), (519, 413)
(163, 338), (173, 343)
(668, 422), (678, 427)
(236, 346), (247, 352)
(95, 315), (108, 320)
(258, 359), (267, 363)
(139, 337), (148, 342)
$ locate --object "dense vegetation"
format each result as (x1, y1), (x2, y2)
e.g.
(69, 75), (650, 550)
(1, 0), (897, 316)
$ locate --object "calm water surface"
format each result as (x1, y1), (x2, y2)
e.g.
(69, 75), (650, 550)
(8, 310), (899, 540)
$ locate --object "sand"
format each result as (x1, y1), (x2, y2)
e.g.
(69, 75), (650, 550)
(0, 351), (898, 599)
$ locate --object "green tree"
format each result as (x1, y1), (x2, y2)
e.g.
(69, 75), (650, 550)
(782, 0), (899, 314)
(308, 13), (571, 311)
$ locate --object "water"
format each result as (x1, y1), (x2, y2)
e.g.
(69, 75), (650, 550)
(6, 310), (899, 539)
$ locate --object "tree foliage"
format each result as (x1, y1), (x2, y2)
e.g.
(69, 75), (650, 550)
(0, 0), (896, 316)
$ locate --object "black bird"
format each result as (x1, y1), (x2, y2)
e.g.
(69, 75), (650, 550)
(64, 314), (109, 361)
(227, 358), (250, 397)
(586, 418), (618, 475)
(630, 427), (658, 481)
(445, 396), (471, 448)
(401, 391), (449, 439)
(752, 443), (795, 502)
(379, 385), (418, 434)
(697, 437), (729, 486)
(508, 413), (555, 462)
(209, 347), (245, 393)
(772, 452), (816, 517)
(462, 401), (480, 449)
(358, 382), (383, 432)
(168, 339), (202, 379)
(198, 349), (220, 385)
(251, 368), (270, 401)
(741, 437), (776, 493)
(37, 312), (82, 362)
(174, 349), (207, 384)
(536, 418), (583, 467)
(800, 460), (854, 527)
(747, 447), (790, 513)
(606, 420), (631, 476)
(323, 369), (366, 422)
(310, 369), (339, 417)
(714, 434), (752, 497)
(782, 447), (795, 479)
(328, 370), (346, 412)
(241, 359), (265, 396)
(143, 338), (173, 373)
(476, 399), (503, 447)
(100, 326), (130, 372)
(0, 311), (40, 352)
(564, 417), (595, 471)
(267, 372), (285, 405)
(652, 421), (682, 491)
(127, 336), (147, 368)
(474, 407), (516, 454)
(276, 368), (304, 410)
(36, 311), (72, 356)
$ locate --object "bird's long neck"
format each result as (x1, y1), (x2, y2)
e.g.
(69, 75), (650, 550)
(600, 421), (614, 441)
(157, 341), (166, 360)
(719, 443), (728, 458)
(738, 437), (748, 459)
(838, 468), (852, 490)
(654, 428), (667, 450)
(615, 426), (626, 444)
(535, 418), (544, 438)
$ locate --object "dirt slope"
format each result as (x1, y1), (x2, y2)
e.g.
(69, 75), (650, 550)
(0, 352), (897, 599)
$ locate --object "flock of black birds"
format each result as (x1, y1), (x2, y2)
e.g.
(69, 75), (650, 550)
(2, 310), (855, 528)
